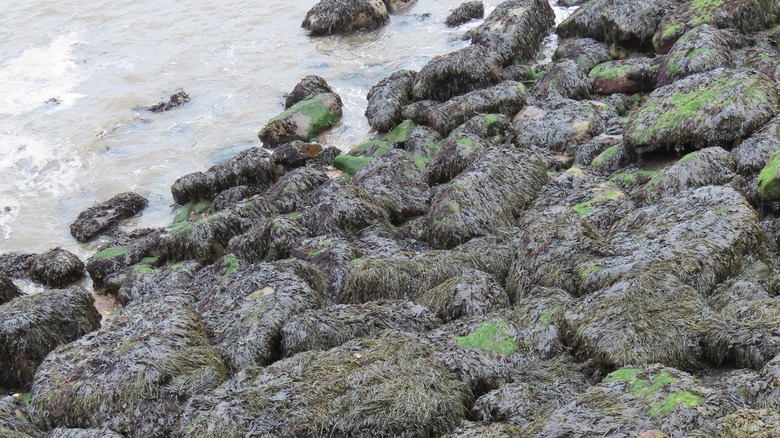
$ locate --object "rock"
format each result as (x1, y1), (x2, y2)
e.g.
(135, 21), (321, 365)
(644, 147), (738, 202)
(258, 92), (343, 146)
(513, 100), (607, 153)
(427, 134), (492, 185)
(575, 133), (622, 167)
(302, 0), (389, 36)
(732, 114), (780, 178)
(0, 252), (36, 279)
(557, 0), (679, 51)
(170, 147), (282, 204)
(445, 422), (524, 437)
(365, 70), (416, 132)
(511, 286), (573, 358)
(299, 178), (390, 237)
(589, 57), (659, 95)
(115, 260), (200, 306)
(689, 408), (780, 438)
(226, 215), (309, 263)
(533, 59), (591, 100)
(212, 185), (255, 210)
(179, 332), (471, 437)
(404, 125), (442, 158)
(83, 228), (163, 293)
(28, 293), (226, 438)
(448, 113), (515, 146)
(264, 166), (329, 214)
(624, 69), (780, 159)
(281, 301), (440, 356)
(467, 0), (555, 65)
(412, 45), (503, 102)
(445, 1), (484, 27)
(705, 298), (780, 370)
(416, 270), (509, 322)
(758, 148), (780, 201)
(553, 38), (611, 73)
(45, 428), (124, 438)
(0, 396), (41, 437)
(384, 0), (417, 13)
(284, 75), (332, 109)
(291, 235), (359, 302)
(271, 140), (323, 168)
(147, 90), (189, 112)
(0, 287), (100, 389)
(0, 273), (22, 305)
(69, 192), (148, 242)
(29, 248), (84, 288)
(657, 25), (733, 87)
(429, 81), (527, 136)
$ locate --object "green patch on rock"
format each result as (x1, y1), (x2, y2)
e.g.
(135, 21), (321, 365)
(220, 254), (240, 280)
(333, 155), (373, 176)
(579, 265), (600, 281)
(132, 264), (157, 275)
(286, 212), (302, 220)
(168, 262), (186, 271)
(455, 321), (517, 356)
(589, 62), (630, 80)
(377, 120), (416, 144)
(760, 53), (773, 63)
(265, 94), (341, 140)
(661, 22), (683, 40)
(649, 391), (705, 417)
(92, 246), (128, 260)
(539, 311), (553, 325)
(758, 149), (780, 200)
(686, 47), (711, 59)
(484, 114), (500, 125)
(413, 155), (432, 170)
(677, 151), (698, 164)
(573, 199), (597, 216)
(604, 368), (703, 417)
(172, 203), (193, 226)
(591, 145), (619, 168)
(350, 139), (392, 157)
(351, 258), (366, 266)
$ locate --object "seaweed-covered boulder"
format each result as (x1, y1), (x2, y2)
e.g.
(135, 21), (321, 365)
(416, 270), (509, 322)
(430, 81), (527, 136)
(445, 1), (484, 27)
(70, 192), (148, 242)
(197, 260), (324, 369)
(302, 0), (389, 36)
(731, 115), (780, 176)
(212, 185), (254, 210)
(657, 25), (733, 87)
(428, 134), (491, 184)
(28, 248), (84, 288)
(179, 332), (471, 437)
(0, 273), (21, 305)
(171, 147), (282, 204)
(384, 0), (417, 13)
(417, 147), (546, 249)
(0, 396), (42, 437)
(644, 147), (738, 202)
(404, 125), (442, 158)
(291, 235), (358, 301)
(704, 298), (780, 370)
(258, 92), (343, 146)
(448, 113), (514, 146)
(300, 178), (390, 237)
(0, 252), (36, 279)
(511, 286), (572, 358)
(284, 75), (332, 108)
(264, 166), (329, 214)
(0, 287), (100, 389)
(366, 69), (416, 132)
(467, 0), (554, 65)
(147, 90), (189, 112)
(45, 428), (124, 438)
(589, 57), (659, 95)
(83, 228), (164, 293)
(271, 140), (322, 169)
(445, 422), (523, 437)
(412, 45), (503, 102)
(114, 260), (200, 306)
(537, 365), (721, 436)
(226, 215), (309, 263)
(624, 69), (780, 158)
(759, 148), (780, 201)
(552, 38), (611, 73)
(533, 59), (591, 100)
(689, 408), (780, 438)
(28, 293), (226, 437)
(281, 300), (440, 356)
(653, 0), (779, 55)
(514, 100), (606, 153)
(557, 0), (679, 51)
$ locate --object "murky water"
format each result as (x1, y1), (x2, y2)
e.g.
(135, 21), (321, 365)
(0, 0), (576, 260)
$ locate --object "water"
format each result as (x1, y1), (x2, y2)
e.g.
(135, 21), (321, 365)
(0, 0), (576, 261)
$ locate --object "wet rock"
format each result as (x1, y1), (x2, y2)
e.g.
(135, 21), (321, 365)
(0, 287), (100, 389)
(511, 286), (573, 358)
(384, 0), (417, 13)
(705, 297), (780, 370)
(445, 422), (523, 437)
(411, 45), (502, 102)
(0, 273), (22, 305)
(430, 81), (527, 136)
(758, 148), (780, 201)
(553, 38), (612, 73)
(653, 0), (779, 55)
(281, 301), (440, 356)
(44, 429), (124, 438)
(644, 147), (738, 202)
(0, 252), (36, 279)
(657, 25), (733, 87)
(84, 228), (164, 293)
(196, 259), (324, 370)
(171, 147), (282, 204)
(258, 92), (343, 146)
(365, 70), (416, 132)
(28, 248), (84, 288)
(537, 365), (721, 436)
(575, 133), (622, 167)
(115, 260), (200, 306)
(416, 270), (509, 322)
(226, 215), (309, 263)
(291, 235), (358, 302)
(732, 114), (780, 177)
(264, 166), (329, 214)
(467, 0), (555, 65)
(300, 178), (390, 237)
(445, 1), (484, 27)
(427, 134), (491, 184)
(533, 59), (591, 100)
(404, 99), (441, 125)
(28, 293), (226, 437)
(284, 75), (332, 109)
(624, 69), (780, 159)
(147, 90), (189, 112)
(69, 192), (148, 242)
(302, 0), (389, 36)
(270, 140), (323, 168)
(589, 57), (659, 96)
(404, 125), (442, 158)
(514, 100), (607, 153)
(179, 332), (471, 437)
(448, 113), (514, 146)
(417, 147), (547, 249)
(689, 408), (780, 438)
(0, 396), (41, 437)
(557, 0), (679, 51)
(212, 185), (254, 210)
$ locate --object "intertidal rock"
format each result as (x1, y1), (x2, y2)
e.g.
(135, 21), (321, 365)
(427, 134), (492, 185)
(28, 248), (84, 288)
(365, 70), (416, 132)
(302, 0), (389, 36)
(70, 192), (148, 242)
(429, 81), (527, 136)
(445, 1), (484, 27)
(0, 273), (21, 305)
(552, 38), (611, 73)
(147, 90), (189, 112)
(258, 92), (343, 146)
(412, 45), (502, 102)
(656, 25), (734, 87)
(284, 74), (332, 109)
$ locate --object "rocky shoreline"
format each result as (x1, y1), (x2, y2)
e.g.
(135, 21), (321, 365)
(4, 0), (780, 436)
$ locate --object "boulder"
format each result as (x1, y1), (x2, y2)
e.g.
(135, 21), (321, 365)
(552, 38), (612, 73)
(258, 92), (343, 146)
(688, 408), (780, 438)
(429, 81), (527, 136)
(705, 297), (780, 370)
(271, 140), (323, 168)
(657, 25), (733, 87)
(384, 0), (417, 13)
(445, 1), (484, 27)
(115, 260), (200, 306)
(404, 126), (442, 159)
(147, 90), (189, 112)
(589, 57), (659, 95)
(514, 100), (607, 153)
(284, 75), (332, 109)
(758, 148), (780, 201)
(0, 273), (22, 305)
(226, 215), (309, 263)
(299, 178), (390, 237)
(365, 70), (416, 132)
(291, 235), (359, 302)
(533, 59), (591, 100)
(0, 396), (41, 438)
(264, 166), (329, 214)
(69, 192), (148, 242)
(427, 134), (492, 185)
(0, 252), (36, 279)
(644, 147), (738, 202)
(302, 0), (389, 36)
(84, 228), (164, 293)
(448, 113), (515, 146)
(732, 115), (780, 177)
(412, 46), (503, 102)
(28, 248), (84, 288)
(416, 270), (509, 322)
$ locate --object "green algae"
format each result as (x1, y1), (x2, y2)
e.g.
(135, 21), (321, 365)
(132, 265), (157, 275)
(333, 155), (373, 176)
(758, 149), (780, 199)
(454, 321), (517, 356)
(265, 94), (341, 139)
(649, 391), (704, 417)
(92, 246), (128, 260)
(604, 368), (704, 417)
(220, 254), (240, 280)
(579, 265), (600, 281)
(377, 119), (416, 144)
(286, 212), (302, 220)
(591, 145), (619, 168)
(589, 62), (631, 80)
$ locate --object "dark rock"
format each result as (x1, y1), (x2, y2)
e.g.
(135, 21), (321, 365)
(0, 252), (36, 279)
(0, 396), (41, 438)
(0, 287), (100, 389)
(445, 1), (484, 27)
(448, 113), (514, 146)
(533, 59), (591, 100)
(429, 81), (527, 136)
(212, 185), (254, 210)
(171, 147), (282, 204)
(264, 166), (329, 214)
(365, 70), (416, 132)
(644, 147), (738, 202)
(514, 100), (607, 153)
(657, 25), (734, 87)
(284, 75), (332, 109)
(0, 273), (22, 305)
(291, 235), (359, 302)
(271, 140), (323, 168)
(384, 0), (417, 13)
(705, 297), (780, 370)
(29, 248), (84, 288)
(29, 293), (226, 437)
(114, 260), (200, 306)
(302, 0), (389, 36)
(299, 178), (390, 237)
(258, 92), (343, 146)
(589, 57), (659, 95)
(84, 228), (164, 293)
(404, 99), (441, 125)
(69, 192), (147, 242)
(147, 90), (189, 112)
(553, 38), (612, 73)
(226, 215), (309, 263)
(416, 270), (509, 322)
(731, 115), (780, 178)
(427, 133), (491, 185)
(404, 126), (442, 158)
(412, 45), (503, 102)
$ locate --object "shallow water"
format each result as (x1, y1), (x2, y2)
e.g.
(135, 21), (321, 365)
(0, 0), (576, 260)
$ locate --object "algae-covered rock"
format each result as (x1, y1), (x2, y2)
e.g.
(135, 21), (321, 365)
(624, 69), (780, 158)
(657, 25), (733, 87)
(430, 81), (527, 136)
(689, 408), (780, 438)
(29, 293), (226, 437)
(533, 59), (591, 100)
(284, 75), (332, 109)
(537, 365), (720, 436)
(196, 260), (323, 369)
(704, 298), (780, 370)
(445, 421), (524, 437)
(553, 38), (611, 73)
(212, 185), (254, 210)
(179, 332), (471, 437)
(300, 178), (390, 237)
(0, 396), (41, 438)
(115, 260), (200, 306)
(467, 0), (554, 65)
(412, 45), (502, 102)
(271, 140), (323, 169)
(448, 113), (514, 146)
(644, 147), (738, 202)
(45, 428), (124, 438)
(28, 248), (84, 288)
(264, 166), (329, 214)
(732, 115), (780, 177)
(258, 92), (343, 146)
(281, 300), (440, 356)
(84, 228), (164, 293)
(416, 270), (509, 322)
(291, 235), (358, 302)
(514, 100), (606, 153)
(0, 252), (36, 279)
(366, 70), (416, 132)
(445, 1), (484, 27)
(589, 57), (659, 95)
(0, 288), (100, 388)
(69, 192), (148, 242)
(302, 0), (389, 36)
(171, 147), (282, 204)
(511, 286), (572, 358)
(576, 133), (622, 167)
(226, 215), (309, 263)
(427, 134), (491, 185)
(418, 147), (547, 249)
(0, 273), (22, 305)
(404, 125), (442, 158)
(384, 0), (417, 13)
(758, 148), (780, 201)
